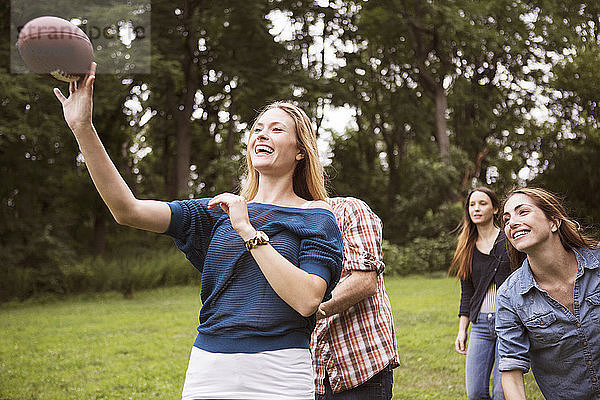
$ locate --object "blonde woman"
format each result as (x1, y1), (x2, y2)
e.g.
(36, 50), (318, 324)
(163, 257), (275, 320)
(498, 188), (599, 400)
(449, 187), (512, 400)
(53, 63), (343, 400)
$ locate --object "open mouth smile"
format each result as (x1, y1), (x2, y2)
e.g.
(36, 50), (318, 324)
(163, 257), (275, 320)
(255, 144), (274, 155)
(512, 229), (530, 240)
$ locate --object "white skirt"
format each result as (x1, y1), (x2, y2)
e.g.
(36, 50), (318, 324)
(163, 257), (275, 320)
(181, 346), (315, 400)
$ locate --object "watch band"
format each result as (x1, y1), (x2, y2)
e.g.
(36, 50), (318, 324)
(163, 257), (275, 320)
(245, 230), (269, 251)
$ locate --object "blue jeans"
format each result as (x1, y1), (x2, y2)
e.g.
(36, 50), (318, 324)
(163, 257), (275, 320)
(315, 365), (393, 400)
(465, 312), (504, 400)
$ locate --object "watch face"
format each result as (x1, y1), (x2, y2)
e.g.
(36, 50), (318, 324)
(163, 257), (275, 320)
(257, 231), (269, 243)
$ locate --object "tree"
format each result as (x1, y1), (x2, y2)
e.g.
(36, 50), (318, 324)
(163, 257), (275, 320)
(140, 0), (305, 200)
(530, 5), (600, 228)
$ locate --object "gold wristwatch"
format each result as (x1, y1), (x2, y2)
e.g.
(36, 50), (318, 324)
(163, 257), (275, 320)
(245, 230), (269, 251)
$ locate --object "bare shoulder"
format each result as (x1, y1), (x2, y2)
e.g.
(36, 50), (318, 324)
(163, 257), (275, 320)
(305, 199), (334, 213)
(330, 196), (371, 212)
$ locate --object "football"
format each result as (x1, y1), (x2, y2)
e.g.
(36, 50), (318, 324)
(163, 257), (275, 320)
(17, 16), (94, 82)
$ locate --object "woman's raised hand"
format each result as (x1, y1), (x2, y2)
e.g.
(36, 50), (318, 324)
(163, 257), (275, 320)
(208, 193), (256, 241)
(53, 62), (97, 132)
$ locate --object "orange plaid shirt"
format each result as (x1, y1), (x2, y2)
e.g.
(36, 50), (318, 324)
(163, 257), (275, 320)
(311, 197), (399, 394)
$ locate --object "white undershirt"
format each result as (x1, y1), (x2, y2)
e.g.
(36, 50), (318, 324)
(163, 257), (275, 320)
(181, 346), (314, 400)
(479, 282), (497, 314)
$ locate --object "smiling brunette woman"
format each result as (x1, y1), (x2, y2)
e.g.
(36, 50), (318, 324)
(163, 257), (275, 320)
(449, 187), (512, 400)
(496, 187), (600, 400)
(53, 64), (343, 400)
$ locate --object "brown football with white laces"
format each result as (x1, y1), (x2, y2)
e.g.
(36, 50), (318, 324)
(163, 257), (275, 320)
(17, 16), (94, 82)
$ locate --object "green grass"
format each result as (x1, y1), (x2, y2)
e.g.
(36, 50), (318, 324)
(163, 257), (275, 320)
(0, 276), (544, 399)
(387, 275), (543, 399)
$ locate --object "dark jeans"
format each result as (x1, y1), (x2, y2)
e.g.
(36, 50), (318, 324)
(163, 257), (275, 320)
(315, 365), (393, 400)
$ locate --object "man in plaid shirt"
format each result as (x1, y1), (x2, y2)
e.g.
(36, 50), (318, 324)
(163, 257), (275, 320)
(311, 197), (399, 399)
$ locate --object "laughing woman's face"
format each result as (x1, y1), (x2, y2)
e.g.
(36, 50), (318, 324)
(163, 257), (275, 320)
(248, 108), (304, 176)
(502, 193), (559, 253)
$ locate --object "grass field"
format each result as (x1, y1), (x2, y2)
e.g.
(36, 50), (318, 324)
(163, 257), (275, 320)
(0, 276), (544, 399)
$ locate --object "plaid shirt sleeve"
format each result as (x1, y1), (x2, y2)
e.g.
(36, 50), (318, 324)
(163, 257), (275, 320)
(339, 198), (385, 274)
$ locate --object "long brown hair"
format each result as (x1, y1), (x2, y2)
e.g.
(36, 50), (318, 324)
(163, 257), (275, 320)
(239, 101), (327, 201)
(502, 187), (599, 269)
(449, 187), (500, 280)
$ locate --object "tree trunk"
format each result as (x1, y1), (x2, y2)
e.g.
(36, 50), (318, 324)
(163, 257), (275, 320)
(404, 6), (451, 164)
(171, 0), (200, 199)
(121, 139), (137, 196)
(92, 208), (106, 255)
(434, 86), (450, 162)
(460, 145), (489, 191)
(381, 127), (402, 220)
(174, 112), (192, 197)
(227, 95), (239, 189)
(164, 133), (175, 199)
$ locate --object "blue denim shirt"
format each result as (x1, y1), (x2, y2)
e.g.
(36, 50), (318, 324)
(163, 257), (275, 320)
(495, 248), (600, 400)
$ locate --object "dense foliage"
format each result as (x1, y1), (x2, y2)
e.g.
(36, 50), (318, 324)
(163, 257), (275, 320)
(1, 1), (599, 299)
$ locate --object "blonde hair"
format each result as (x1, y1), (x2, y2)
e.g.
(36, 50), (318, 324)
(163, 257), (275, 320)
(449, 187), (500, 280)
(503, 187), (599, 270)
(239, 101), (327, 201)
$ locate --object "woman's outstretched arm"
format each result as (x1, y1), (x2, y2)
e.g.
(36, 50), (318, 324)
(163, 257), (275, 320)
(54, 63), (171, 233)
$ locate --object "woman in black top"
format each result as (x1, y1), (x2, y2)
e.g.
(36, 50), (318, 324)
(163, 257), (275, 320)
(449, 187), (511, 400)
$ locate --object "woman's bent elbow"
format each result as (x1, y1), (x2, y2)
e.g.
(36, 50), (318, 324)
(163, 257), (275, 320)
(113, 212), (133, 227)
(297, 283), (327, 317)
(284, 274), (327, 317)
(110, 200), (165, 231)
(298, 301), (320, 318)
(112, 205), (141, 227)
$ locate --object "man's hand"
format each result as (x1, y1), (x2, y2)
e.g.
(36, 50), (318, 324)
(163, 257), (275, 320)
(316, 304), (327, 321)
